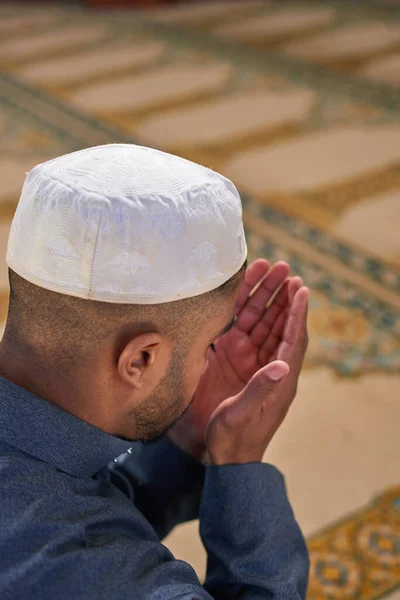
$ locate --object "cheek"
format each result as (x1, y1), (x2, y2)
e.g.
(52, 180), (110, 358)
(186, 354), (209, 398)
(201, 356), (209, 377)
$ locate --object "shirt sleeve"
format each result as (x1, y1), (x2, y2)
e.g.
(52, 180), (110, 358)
(200, 463), (310, 600)
(110, 436), (205, 539)
(0, 455), (309, 600)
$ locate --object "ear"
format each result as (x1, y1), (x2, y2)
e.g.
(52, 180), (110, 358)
(117, 332), (168, 394)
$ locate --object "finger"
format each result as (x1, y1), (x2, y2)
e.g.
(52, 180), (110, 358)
(236, 262), (290, 333)
(256, 279), (304, 363)
(234, 259), (270, 315)
(250, 279), (290, 347)
(250, 277), (303, 365)
(288, 277), (303, 305)
(258, 309), (287, 365)
(240, 360), (290, 410)
(277, 287), (309, 363)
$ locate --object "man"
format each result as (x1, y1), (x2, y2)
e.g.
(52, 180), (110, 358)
(0, 144), (309, 599)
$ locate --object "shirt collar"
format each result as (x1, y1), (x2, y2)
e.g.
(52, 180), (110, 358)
(0, 376), (133, 478)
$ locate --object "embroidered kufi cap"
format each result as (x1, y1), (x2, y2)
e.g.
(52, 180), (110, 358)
(7, 144), (247, 304)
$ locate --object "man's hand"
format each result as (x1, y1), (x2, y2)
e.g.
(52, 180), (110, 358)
(205, 285), (309, 464)
(168, 259), (307, 460)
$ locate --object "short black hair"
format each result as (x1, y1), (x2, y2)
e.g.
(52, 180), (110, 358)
(5, 261), (246, 367)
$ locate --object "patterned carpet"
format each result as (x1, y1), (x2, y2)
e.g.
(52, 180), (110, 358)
(0, 1), (399, 598)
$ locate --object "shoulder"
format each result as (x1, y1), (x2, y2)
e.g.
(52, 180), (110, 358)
(0, 445), (186, 600)
(0, 442), (156, 542)
(0, 441), (79, 501)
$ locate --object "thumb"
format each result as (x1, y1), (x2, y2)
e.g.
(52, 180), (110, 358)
(241, 360), (290, 407)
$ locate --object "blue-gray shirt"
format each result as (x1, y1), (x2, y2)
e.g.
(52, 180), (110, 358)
(0, 375), (309, 599)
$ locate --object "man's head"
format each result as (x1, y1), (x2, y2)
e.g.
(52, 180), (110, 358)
(4, 262), (245, 441)
(2, 144), (247, 441)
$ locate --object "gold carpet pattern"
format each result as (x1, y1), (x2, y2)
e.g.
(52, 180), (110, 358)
(0, 2), (399, 598)
(308, 486), (400, 600)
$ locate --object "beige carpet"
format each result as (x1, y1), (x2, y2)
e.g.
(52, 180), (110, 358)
(0, 1), (399, 597)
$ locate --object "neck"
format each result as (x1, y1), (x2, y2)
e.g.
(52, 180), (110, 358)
(0, 338), (119, 435)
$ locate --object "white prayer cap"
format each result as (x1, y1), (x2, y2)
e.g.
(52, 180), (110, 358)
(7, 144), (247, 304)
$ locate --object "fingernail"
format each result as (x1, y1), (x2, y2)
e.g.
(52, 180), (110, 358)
(268, 365), (286, 381)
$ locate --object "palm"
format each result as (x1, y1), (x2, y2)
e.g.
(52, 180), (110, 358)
(168, 259), (307, 460)
(191, 260), (302, 433)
